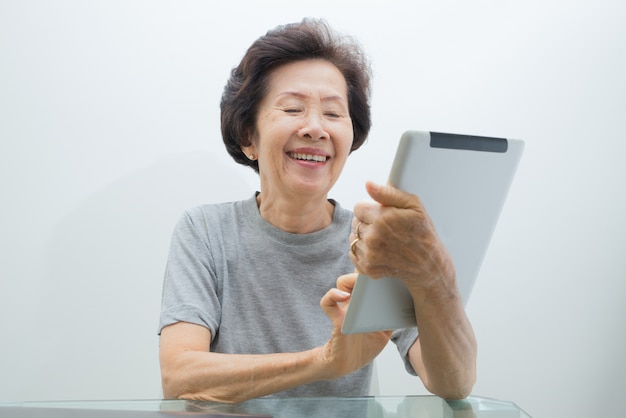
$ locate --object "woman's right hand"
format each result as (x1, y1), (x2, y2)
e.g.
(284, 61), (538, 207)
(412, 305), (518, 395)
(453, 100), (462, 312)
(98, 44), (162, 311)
(318, 273), (392, 379)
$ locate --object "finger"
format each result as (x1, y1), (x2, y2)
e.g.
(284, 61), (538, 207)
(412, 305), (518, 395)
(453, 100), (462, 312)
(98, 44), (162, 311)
(365, 181), (421, 210)
(350, 218), (366, 242)
(352, 200), (381, 225)
(320, 288), (351, 321)
(336, 273), (357, 293)
(351, 217), (365, 234)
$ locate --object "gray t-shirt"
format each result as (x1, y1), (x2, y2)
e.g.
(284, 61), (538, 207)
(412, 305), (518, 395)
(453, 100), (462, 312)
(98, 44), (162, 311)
(159, 194), (418, 397)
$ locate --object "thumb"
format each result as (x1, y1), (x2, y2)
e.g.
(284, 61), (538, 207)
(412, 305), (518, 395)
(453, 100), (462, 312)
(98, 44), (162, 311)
(365, 181), (418, 209)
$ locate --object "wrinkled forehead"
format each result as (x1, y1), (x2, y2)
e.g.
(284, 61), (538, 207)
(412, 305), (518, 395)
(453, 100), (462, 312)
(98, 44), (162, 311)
(263, 59), (349, 103)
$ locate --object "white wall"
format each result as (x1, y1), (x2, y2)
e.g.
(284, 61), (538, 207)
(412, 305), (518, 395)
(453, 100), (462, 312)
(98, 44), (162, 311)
(1, 1), (625, 417)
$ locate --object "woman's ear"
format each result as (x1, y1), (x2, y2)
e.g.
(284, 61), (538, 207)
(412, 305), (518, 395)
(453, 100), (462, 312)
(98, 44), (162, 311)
(241, 128), (258, 160)
(241, 145), (257, 161)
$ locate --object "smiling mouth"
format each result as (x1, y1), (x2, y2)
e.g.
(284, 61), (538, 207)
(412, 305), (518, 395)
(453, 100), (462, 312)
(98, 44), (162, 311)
(288, 152), (329, 163)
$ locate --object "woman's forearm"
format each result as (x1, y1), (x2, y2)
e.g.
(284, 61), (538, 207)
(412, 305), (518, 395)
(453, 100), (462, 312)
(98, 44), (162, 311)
(160, 288), (390, 403)
(408, 278), (477, 399)
(161, 348), (327, 402)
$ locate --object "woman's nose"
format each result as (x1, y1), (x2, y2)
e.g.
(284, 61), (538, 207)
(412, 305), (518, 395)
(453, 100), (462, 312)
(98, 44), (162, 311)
(298, 111), (329, 140)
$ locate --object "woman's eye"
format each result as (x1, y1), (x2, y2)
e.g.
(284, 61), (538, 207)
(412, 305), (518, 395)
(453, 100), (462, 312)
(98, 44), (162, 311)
(284, 108), (301, 114)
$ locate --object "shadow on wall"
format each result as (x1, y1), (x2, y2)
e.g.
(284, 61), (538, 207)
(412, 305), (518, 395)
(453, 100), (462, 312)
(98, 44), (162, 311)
(31, 151), (255, 400)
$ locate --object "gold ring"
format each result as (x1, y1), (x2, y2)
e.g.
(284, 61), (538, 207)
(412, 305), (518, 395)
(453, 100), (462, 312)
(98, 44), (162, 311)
(350, 237), (360, 256)
(355, 221), (363, 239)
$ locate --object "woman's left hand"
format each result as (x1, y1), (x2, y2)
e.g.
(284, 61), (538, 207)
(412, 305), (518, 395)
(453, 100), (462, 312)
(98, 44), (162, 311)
(351, 182), (477, 399)
(350, 181), (456, 295)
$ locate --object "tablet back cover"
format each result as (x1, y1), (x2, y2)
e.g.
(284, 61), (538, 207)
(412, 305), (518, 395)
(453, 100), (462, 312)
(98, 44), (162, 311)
(342, 130), (524, 334)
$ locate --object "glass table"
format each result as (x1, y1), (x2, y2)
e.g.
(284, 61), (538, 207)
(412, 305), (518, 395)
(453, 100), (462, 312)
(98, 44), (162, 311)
(1, 396), (531, 417)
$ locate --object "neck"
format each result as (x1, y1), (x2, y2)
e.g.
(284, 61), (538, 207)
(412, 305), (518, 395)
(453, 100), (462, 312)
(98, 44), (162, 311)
(256, 193), (334, 234)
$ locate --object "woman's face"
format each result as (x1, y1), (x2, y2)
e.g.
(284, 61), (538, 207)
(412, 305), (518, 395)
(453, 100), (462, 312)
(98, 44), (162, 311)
(244, 59), (354, 202)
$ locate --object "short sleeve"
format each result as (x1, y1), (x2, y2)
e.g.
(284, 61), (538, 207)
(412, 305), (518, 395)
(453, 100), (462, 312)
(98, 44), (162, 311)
(391, 327), (419, 376)
(158, 210), (221, 337)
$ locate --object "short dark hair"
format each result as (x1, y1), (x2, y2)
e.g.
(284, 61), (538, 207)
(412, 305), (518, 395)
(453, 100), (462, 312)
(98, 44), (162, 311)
(220, 18), (372, 173)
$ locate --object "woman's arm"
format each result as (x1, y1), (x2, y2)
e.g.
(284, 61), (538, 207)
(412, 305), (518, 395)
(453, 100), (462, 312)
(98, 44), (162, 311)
(160, 322), (322, 402)
(406, 282), (477, 400)
(351, 182), (477, 399)
(160, 282), (391, 403)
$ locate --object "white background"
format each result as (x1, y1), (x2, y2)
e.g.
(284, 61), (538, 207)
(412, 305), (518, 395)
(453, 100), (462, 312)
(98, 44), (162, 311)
(1, 1), (625, 417)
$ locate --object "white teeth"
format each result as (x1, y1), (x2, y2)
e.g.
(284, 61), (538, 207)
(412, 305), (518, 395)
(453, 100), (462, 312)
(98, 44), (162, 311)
(290, 152), (327, 162)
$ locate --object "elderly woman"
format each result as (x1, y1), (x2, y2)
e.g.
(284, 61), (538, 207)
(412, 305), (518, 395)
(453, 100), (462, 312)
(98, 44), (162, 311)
(158, 19), (476, 402)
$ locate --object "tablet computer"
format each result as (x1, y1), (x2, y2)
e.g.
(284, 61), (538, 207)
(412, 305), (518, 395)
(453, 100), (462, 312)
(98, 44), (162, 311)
(341, 130), (524, 334)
